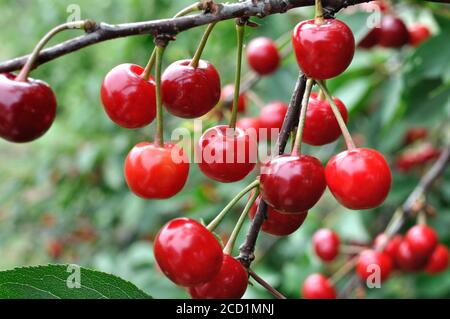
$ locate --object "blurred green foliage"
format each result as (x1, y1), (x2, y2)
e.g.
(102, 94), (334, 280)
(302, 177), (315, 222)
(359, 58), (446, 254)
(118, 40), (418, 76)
(0, 0), (449, 299)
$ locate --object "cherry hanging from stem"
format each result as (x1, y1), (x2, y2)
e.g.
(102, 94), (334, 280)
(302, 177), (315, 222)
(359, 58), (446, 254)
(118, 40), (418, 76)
(291, 79), (314, 156)
(230, 23), (246, 129)
(190, 22), (217, 68)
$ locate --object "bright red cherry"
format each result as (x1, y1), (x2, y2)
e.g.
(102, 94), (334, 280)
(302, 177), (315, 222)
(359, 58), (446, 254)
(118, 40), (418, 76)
(249, 197), (308, 236)
(312, 229), (340, 262)
(302, 92), (348, 146)
(246, 37), (281, 76)
(374, 234), (402, 268)
(395, 240), (428, 272)
(124, 142), (189, 199)
(0, 72), (56, 143)
(189, 254), (248, 299)
(236, 117), (260, 141)
(161, 59), (221, 119)
(221, 84), (246, 113)
(379, 15), (409, 48)
(154, 218), (223, 287)
(425, 244), (449, 274)
(292, 19), (355, 80)
(325, 148), (392, 210)
(302, 273), (336, 299)
(258, 101), (288, 140)
(409, 24), (431, 47)
(260, 155), (326, 213)
(405, 225), (438, 260)
(358, 27), (381, 49)
(356, 249), (393, 283)
(197, 125), (256, 183)
(101, 64), (156, 129)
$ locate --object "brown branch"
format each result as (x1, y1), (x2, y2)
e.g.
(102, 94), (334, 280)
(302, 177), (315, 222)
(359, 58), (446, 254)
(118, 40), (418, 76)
(249, 270), (287, 299)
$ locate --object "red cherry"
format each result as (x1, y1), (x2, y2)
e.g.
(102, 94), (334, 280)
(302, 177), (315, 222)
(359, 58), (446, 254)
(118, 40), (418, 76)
(358, 27), (381, 49)
(189, 254), (248, 299)
(221, 84), (246, 113)
(249, 197), (308, 236)
(395, 240), (428, 271)
(292, 19), (355, 80)
(312, 229), (340, 262)
(302, 273), (336, 299)
(101, 64), (156, 129)
(46, 239), (63, 259)
(246, 37), (281, 76)
(236, 117), (260, 141)
(409, 24), (431, 47)
(302, 92), (348, 146)
(260, 155), (326, 213)
(425, 244), (449, 274)
(374, 234), (402, 268)
(404, 127), (428, 145)
(325, 148), (392, 210)
(154, 218), (223, 287)
(395, 144), (441, 172)
(379, 15), (409, 48)
(405, 224), (438, 260)
(124, 142), (189, 199)
(197, 125), (256, 183)
(0, 72), (56, 143)
(258, 101), (288, 140)
(356, 249), (393, 282)
(161, 59), (221, 119)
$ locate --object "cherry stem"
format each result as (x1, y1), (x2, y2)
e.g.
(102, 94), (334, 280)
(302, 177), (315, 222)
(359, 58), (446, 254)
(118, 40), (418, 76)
(190, 22), (217, 68)
(16, 21), (86, 82)
(316, 80), (356, 150)
(223, 189), (259, 255)
(291, 79), (314, 156)
(417, 211), (427, 225)
(154, 45), (166, 147)
(207, 179), (259, 232)
(330, 256), (359, 286)
(249, 270), (287, 299)
(247, 90), (265, 109)
(229, 23), (245, 129)
(315, 0), (325, 25)
(341, 245), (366, 255)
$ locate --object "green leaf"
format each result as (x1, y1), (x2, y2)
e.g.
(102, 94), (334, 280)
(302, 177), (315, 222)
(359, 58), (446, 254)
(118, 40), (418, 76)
(380, 73), (404, 128)
(0, 264), (151, 299)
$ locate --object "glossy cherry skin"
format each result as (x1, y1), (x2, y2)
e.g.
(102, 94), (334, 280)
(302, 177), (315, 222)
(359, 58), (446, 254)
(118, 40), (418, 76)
(409, 24), (431, 47)
(249, 197), (308, 236)
(302, 273), (336, 299)
(154, 218), (223, 287)
(221, 84), (246, 113)
(395, 240), (428, 272)
(260, 155), (326, 213)
(379, 15), (409, 48)
(161, 59), (221, 119)
(292, 19), (355, 80)
(405, 225), (438, 260)
(124, 142), (189, 199)
(425, 244), (449, 274)
(356, 249), (393, 283)
(101, 64), (156, 129)
(325, 148), (392, 210)
(197, 125), (256, 183)
(0, 73), (56, 143)
(374, 234), (402, 269)
(302, 92), (348, 146)
(189, 254), (248, 299)
(237, 117), (260, 141)
(259, 101), (288, 140)
(358, 27), (381, 49)
(313, 229), (340, 262)
(246, 37), (281, 76)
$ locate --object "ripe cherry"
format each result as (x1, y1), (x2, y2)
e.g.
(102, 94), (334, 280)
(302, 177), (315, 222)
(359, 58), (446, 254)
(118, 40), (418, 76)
(237, 117), (260, 141)
(101, 64), (156, 129)
(404, 127), (428, 145)
(189, 254), (248, 299)
(358, 27), (381, 49)
(246, 37), (281, 76)
(258, 101), (288, 140)
(356, 249), (393, 282)
(395, 240), (428, 272)
(302, 273), (336, 299)
(221, 84), (246, 113)
(124, 142), (189, 199)
(405, 224), (438, 260)
(325, 148), (392, 210)
(312, 229), (340, 262)
(302, 92), (348, 146)
(395, 144), (441, 172)
(374, 234), (402, 268)
(260, 155), (326, 213)
(154, 218), (223, 287)
(292, 19), (355, 80)
(379, 15), (409, 48)
(249, 197), (308, 236)
(197, 125), (256, 183)
(161, 59), (221, 119)
(0, 72), (57, 143)
(425, 244), (449, 274)
(409, 24), (431, 47)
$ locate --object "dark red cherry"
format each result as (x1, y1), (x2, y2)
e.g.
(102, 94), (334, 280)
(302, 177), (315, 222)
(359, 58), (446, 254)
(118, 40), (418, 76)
(249, 197), (308, 236)
(405, 224), (438, 260)
(358, 27), (381, 49)
(154, 218), (223, 287)
(0, 72), (56, 143)
(260, 155), (326, 213)
(246, 37), (281, 76)
(409, 24), (431, 47)
(161, 59), (221, 119)
(189, 254), (248, 299)
(221, 84), (246, 113)
(425, 244), (449, 274)
(395, 240), (428, 272)
(124, 142), (189, 199)
(197, 125), (256, 183)
(302, 273), (336, 299)
(379, 15), (409, 48)
(325, 148), (392, 210)
(404, 127), (428, 145)
(258, 101), (288, 140)
(302, 92), (348, 146)
(356, 249), (393, 282)
(292, 19), (355, 80)
(374, 234), (402, 268)
(312, 228), (340, 262)
(101, 64), (156, 129)
(237, 117), (260, 141)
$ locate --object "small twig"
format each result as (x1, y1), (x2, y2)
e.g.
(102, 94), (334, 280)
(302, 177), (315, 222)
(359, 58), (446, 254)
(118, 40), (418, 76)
(249, 270), (287, 299)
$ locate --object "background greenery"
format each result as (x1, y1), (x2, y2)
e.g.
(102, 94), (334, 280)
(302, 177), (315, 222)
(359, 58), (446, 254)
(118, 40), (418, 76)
(0, 0), (449, 298)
